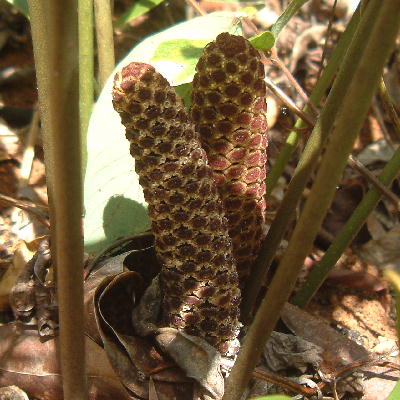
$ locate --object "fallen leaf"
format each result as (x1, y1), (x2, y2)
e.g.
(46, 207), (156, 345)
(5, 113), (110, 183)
(0, 236), (45, 311)
(0, 323), (132, 400)
(263, 331), (323, 373)
(281, 303), (370, 374)
(358, 225), (400, 268)
(155, 327), (224, 399)
(0, 385), (29, 400)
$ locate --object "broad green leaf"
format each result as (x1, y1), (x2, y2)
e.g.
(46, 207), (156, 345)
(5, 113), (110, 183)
(175, 82), (192, 108)
(249, 30), (275, 51)
(387, 380), (400, 400)
(239, 5), (265, 16)
(5, 0), (29, 18)
(271, 0), (310, 38)
(84, 12), (242, 255)
(151, 39), (209, 84)
(116, 0), (165, 28)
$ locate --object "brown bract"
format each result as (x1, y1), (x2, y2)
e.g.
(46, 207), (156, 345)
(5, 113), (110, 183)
(190, 33), (268, 283)
(112, 62), (240, 354)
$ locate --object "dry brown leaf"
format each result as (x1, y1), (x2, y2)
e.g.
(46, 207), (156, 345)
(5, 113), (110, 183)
(281, 303), (370, 374)
(0, 236), (45, 311)
(0, 385), (29, 400)
(0, 323), (132, 400)
(359, 225), (400, 269)
(263, 331), (323, 373)
(155, 327), (224, 399)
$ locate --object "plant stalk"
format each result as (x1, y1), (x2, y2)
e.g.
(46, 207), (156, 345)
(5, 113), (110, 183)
(264, 3), (361, 200)
(78, 0), (94, 178)
(241, 2), (362, 320)
(292, 143), (400, 306)
(94, 0), (115, 89)
(28, 2), (87, 399)
(225, 1), (400, 398)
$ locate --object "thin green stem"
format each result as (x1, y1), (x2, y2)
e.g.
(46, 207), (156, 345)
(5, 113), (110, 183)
(225, 1), (400, 398)
(271, 0), (310, 37)
(94, 0), (115, 89)
(292, 144), (400, 307)
(78, 0), (94, 178)
(241, 3), (361, 320)
(28, 2), (87, 399)
(264, 3), (361, 200)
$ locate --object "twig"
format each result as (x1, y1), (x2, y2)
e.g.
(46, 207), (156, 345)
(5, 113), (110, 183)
(185, 0), (207, 16)
(0, 192), (50, 228)
(372, 98), (395, 149)
(316, 0), (337, 82)
(265, 75), (316, 126)
(19, 105), (40, 189)
(270, 47), (319, 116)
(253, 360), (400, 397)
(347, 155), (400, 210)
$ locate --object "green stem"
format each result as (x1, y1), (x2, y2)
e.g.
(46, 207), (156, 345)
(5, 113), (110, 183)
(241, 3), (361, 320)
(271, 0), (310, 37)
(292, 143), (400, 307)
(94, 0), (115, 89)
(78, 0), (94, 179)
(225, 1), (400, 398)
(264, 3), (361, 200)
(28, 2), (87, 399)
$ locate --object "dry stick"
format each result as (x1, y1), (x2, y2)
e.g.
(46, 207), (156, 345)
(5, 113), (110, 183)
(94, 0), (115, 89)
(372, 99), (395, 149)
(270, 47), (319, 116)
(316, 0), (337, 82)
(28, 2), (87, 399)
(19, 106), (40, 188)
(224, 1), (400, 398)
(265, 76), (316, 126)
(185, 0), (207, 16)
(0, 192), (50, 228)
(261, 3), (361, 201)
(347, 155), (400, 210)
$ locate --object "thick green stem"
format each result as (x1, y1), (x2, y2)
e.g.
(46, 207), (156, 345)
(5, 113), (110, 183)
(28, 2), (87, 399)
(94, 0), (115, 89)
(241, 2), (362, 320)
(78, 0), (94, 178)
(292, 143), (400, 306)
(225, 1), (400, 398)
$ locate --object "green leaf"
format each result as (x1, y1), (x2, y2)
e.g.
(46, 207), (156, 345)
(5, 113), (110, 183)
(249, 30), (275, 51)
(115, 0), (165, 29)
(84, 12), (242, 255)
(175, 82), (192, 108)
(387, 380), (400, 400)
(151, 39), (209, 84)
(5, 0), (29, 18)
(250, 395), (292, 400)
(271, 0), (310, 38)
